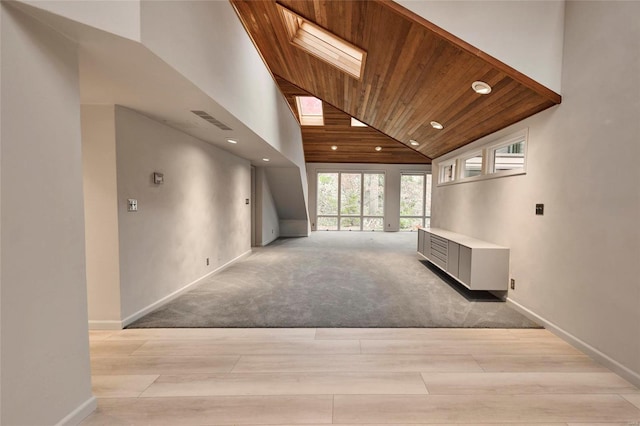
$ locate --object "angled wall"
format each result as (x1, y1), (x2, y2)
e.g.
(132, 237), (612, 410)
(1, 4), (94, 424)
(431, 1), (640, 385)
(21, 0), (141, 41)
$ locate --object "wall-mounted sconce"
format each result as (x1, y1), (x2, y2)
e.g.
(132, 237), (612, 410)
(153, 172), (164, 184)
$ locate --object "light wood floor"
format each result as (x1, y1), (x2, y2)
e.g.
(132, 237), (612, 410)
(82, 328), (640, 425)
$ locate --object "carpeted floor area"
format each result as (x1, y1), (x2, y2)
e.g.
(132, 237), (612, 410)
(128, 232), (539, 328)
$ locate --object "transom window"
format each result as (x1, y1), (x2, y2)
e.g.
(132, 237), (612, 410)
(437, 129), (528, 185)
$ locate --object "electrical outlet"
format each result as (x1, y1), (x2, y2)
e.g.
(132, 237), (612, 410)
(510, 278), (515, 290)
(206, 258), (210, 266)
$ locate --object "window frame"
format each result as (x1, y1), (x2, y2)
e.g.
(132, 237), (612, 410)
(316, 170), (386, 231)
(399, 172), (432, 231)
(438, 160), (456, 184)
(459, 150), (485, 181)
(486, 130), (528, 178)
(437, 129), (528, 186)
(295, 96), (324, 126)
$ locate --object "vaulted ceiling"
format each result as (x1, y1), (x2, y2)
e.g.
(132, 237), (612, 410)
(231, 0), (561, 164)
(276, 76), (429, 164)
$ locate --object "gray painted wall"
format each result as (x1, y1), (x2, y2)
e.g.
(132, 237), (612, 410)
(1, 4), (94, 424)
(82, 105), (122, 325)
(432, 1), (640, 385)
(115, 107), (252, 321)
(255, 167), (280, 246)
(306, 163), (431, 232)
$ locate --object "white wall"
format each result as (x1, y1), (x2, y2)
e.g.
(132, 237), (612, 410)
(115, 107), (252, 321)
(1, 4), (95, 424)
(22, 0), (141, 41)
(82, 105), (123, 327)
(139, 1), (305, 167)
(432, 1), (640, 385)
(397, 0), (565, 93)
(139, 0), (309, 227)
(255, 167), (280, 246)
(306, 163), (431, 232)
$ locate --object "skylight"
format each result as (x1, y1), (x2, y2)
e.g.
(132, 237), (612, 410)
(278, 4), (366, 79)
(295, 96), (324, 126)
(351, 117), (367, 127)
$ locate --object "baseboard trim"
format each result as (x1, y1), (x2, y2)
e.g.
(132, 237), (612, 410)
(261, 234), (279, 246)
(88, 320), (123, 330)
(55, 396), (97, 426)
(507, 297), (640, 388)
(121, 249), (253, 327)
(279, 233), (308, 238)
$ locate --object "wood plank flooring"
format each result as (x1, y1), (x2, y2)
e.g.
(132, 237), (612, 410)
(82, 328), (640, 425)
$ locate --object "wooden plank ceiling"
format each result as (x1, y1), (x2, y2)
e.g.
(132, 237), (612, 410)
(276, 76), (429, 164)
(231, 0), (561, 162)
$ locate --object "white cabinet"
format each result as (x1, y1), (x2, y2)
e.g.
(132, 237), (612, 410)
(417, 228), (509, 291)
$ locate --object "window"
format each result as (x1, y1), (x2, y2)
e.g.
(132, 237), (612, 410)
(462, 152), (483, 178)
(439, 161), (456, 183)
(490, 138), (526, 173)
(350, 117), (367, 127)
(279, 4), (366, 79)
(317, 172), (384, 231)
(295, 96), (324, 126)
(362, 173), (384, 231)
(399, 173), (432, 230)
(437, 129), (528, 185)
(317, 172), (339, 230)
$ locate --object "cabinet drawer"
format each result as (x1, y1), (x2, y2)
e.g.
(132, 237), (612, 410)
(430, 234), (448, 250)
(431, 254), (446, 270)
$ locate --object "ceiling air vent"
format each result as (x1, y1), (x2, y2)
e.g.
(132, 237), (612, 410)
(190, 110), (232, 130)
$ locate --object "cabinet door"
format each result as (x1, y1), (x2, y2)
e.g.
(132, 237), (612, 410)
(447, 241), (459, 277)
(417, 229), (424, 255)
(423, 231), (431, 258)
(458, 245), (472, 285)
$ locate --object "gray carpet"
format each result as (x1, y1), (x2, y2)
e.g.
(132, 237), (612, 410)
(128, 232), (540, 328)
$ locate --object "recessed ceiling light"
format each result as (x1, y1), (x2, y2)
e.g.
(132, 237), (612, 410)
(331, 145), (338, 151)
(430, 121), (444, 130)
(472, 81), (492, 94)
(375, 146), (382, 152)
(262, 158), (270, 162)
(227, 139), (238, 144)
(409, 140), (419, 146)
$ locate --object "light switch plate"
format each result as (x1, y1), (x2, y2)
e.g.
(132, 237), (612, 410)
(535, 203), (544, 215)
(128, 199), (138, 212)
